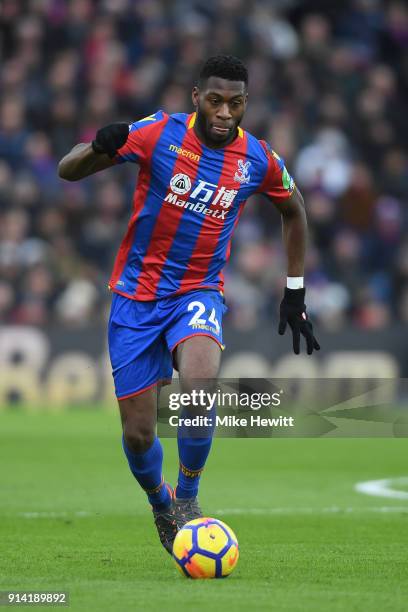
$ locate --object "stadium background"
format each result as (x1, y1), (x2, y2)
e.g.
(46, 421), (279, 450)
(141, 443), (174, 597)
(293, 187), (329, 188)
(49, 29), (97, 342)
(1, 0), (408, 404)
(2, 3), (408, 610)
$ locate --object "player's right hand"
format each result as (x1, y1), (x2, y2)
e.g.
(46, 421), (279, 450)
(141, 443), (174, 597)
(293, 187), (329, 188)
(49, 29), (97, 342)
(92, 122), (129, 158)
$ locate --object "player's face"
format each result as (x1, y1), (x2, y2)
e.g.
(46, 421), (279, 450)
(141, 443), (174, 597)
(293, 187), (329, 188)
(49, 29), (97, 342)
(192, 77), (248, 147)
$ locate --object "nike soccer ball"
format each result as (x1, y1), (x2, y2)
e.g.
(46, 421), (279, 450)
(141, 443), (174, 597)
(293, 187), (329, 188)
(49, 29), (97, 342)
(172, 517), (239, 578)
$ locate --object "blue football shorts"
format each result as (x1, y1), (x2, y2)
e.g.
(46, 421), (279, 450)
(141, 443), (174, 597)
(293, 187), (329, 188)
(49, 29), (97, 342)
(108, 289), (227, 400)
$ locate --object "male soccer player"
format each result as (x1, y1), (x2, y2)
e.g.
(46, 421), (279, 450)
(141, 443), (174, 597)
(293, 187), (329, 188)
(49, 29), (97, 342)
(58, 55), (319, 554)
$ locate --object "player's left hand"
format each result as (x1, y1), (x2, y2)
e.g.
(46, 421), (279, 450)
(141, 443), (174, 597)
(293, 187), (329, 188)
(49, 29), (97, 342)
(278, 287), (320, 355)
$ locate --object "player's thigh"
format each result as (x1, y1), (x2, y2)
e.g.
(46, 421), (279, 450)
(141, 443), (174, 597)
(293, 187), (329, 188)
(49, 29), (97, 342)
(176, 335), (221, 381)
(165, 289), (226, 379)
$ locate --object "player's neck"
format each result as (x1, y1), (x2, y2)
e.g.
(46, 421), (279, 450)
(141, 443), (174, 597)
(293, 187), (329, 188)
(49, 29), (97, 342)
(193, 123), (238, 149)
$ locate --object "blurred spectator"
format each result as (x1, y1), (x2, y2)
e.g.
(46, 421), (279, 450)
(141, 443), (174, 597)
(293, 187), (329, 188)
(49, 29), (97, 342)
(0, 0), (407, 332)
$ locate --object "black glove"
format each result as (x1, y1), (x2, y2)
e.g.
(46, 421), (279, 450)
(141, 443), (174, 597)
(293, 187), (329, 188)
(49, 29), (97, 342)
(279, 287), (320, 355)
(91, 122), (129, 158)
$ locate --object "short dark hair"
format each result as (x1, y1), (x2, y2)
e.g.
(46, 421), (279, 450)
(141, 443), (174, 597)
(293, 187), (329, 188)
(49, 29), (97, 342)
(198, 55), (248, 87)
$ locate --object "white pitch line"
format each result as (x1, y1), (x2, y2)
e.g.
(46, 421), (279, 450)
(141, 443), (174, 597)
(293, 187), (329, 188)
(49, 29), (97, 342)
(17, 511), (92, 518)
(355, 477), (408, 500)
(215, 506), (408, 515)
(11, 505), (408, 519)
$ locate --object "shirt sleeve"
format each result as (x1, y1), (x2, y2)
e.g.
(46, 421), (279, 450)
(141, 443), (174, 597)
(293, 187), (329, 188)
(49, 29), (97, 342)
(257, 140), (295, 202)
(114, 110), (166, 165)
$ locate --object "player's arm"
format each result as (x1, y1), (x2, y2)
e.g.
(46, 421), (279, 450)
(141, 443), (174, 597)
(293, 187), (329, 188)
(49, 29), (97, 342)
(273, 184), (306, 279)
(258, 141), (319, 353)
(58, 143), (115, 181)
(270, 185), (320, 355)
(58, 123), (129, 181)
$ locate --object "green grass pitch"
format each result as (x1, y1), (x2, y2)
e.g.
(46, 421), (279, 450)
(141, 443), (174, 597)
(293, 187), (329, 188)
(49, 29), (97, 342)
(1, 410), (408, 611)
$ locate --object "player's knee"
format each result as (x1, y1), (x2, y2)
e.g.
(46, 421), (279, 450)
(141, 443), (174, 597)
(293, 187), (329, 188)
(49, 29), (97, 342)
(123, 425), (155, 454)
(119, 390), (157, 454)
(180, 367), (219, 407)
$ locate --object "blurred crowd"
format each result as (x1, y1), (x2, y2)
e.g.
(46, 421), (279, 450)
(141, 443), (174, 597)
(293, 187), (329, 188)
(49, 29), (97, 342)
(0, 0), (408, 332)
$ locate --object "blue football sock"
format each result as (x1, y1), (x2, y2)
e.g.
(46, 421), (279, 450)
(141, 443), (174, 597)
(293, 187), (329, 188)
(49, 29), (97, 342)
(122, 435), (171, 511)
(176, 409), (215, 499)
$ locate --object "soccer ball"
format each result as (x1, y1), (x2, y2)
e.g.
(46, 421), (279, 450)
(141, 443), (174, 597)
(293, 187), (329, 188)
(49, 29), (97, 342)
(172, 517), (239, 578)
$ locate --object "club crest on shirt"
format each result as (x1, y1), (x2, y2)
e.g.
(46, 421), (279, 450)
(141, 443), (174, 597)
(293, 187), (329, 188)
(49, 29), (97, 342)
(234, 159), (251, 184)
(170, 173), (192, 195)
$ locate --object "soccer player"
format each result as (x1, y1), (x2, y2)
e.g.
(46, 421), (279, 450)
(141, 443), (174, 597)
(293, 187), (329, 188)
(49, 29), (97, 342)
(58, 55), (319, 554)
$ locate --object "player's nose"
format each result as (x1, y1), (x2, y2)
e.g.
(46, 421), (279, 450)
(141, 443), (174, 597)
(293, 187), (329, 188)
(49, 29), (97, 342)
(216, 103), (232, 120)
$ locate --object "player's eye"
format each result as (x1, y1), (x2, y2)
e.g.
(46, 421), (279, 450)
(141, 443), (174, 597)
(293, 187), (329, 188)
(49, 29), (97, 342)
(210, 98), (220, 105)
(231, 100), (242, 108)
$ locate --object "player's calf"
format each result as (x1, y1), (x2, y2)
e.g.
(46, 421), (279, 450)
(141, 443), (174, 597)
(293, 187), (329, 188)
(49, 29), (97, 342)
(173, 337), (220, 527)
(119, 392), (178, 551)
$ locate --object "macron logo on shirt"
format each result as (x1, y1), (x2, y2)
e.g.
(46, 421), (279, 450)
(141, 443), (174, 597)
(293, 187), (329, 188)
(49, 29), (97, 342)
(168, 144), (201, 162)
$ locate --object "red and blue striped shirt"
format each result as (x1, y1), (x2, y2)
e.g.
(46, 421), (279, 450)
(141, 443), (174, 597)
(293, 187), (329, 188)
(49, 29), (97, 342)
(109, 110), (295, 301)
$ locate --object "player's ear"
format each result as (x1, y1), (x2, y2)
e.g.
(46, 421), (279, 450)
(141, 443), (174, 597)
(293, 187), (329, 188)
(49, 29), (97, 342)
(192, 86), (199, 109)
(244, 92), (248, 107)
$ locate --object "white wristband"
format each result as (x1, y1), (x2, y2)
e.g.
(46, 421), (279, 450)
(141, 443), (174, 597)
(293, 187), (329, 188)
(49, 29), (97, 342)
(287, 277), (304, 289)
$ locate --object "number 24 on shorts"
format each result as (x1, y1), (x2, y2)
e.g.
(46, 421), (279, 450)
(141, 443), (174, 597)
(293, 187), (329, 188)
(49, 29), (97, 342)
(187, 300), (220, 335)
